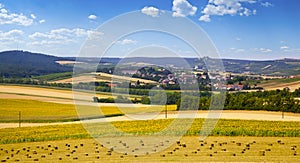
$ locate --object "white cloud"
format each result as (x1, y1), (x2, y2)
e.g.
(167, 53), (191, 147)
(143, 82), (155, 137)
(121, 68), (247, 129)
(141, 6), (160, 17)
(88, 14), (97, 20)
(29, 40), (75, 46)
(261, 2), (273, 7)
(30, 14), (36, 19)
(260, 48), (272, 53)
(280, 46), (289, 50)
(242, 8), (251, 16)
(87, 30), (103, 40)
(254, 48), (272, 53)
(200, 0), (257, 22)
(228, 47), (245, 53)
(172, 0), (197, 17)
(199, 14), (210, 22)
(228, 47), (272, 54)
(281, 48), (300, 53)
(39, 19), (45, 24)
(1, 8), (7, 14)
(0, 5), (34, 26)
(0, 29), (24, 42)
(28, 28), (93, 45)
(117, 39), (137, 45)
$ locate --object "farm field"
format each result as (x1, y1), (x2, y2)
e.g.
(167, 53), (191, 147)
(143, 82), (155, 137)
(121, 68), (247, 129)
(0, 85), (112, 104)
(0, 84), (299, 162)
(0, 118), (300, 162)
(53, 72), (158, 84)
(0, 136), (299, 162)
(1, 118), (299, 144)
(0, 98), (177, 123)
(258, 78), (300, 91)
(0, 84), (143, 104)
(0, 99), (78, 122)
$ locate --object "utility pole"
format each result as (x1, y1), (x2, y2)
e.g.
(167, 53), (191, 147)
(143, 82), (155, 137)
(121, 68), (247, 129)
(19, 111), (21, 128)
(165, 105), (167, 119)
(282, 99), (285, 119)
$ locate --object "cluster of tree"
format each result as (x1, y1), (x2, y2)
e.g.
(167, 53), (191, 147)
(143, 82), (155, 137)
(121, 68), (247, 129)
(93, 88), (300, 113)
(226, 75), (259, 85)
(293, 88), (300, 97)
(168, 89), (300, 113)
(93, 95), (139, 104)
(193, 89), (299, 113)
(223, 89), (300, 113)
(0, 77), (72, 88)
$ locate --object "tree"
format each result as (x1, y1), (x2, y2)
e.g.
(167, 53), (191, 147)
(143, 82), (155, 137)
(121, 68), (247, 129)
(115, 95), (131, 103)
(93, 96), (99, 103)
(141, 96), (150, 104)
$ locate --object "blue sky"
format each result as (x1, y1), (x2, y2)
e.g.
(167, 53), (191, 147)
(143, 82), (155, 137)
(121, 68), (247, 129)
(0, 0), (299, 60)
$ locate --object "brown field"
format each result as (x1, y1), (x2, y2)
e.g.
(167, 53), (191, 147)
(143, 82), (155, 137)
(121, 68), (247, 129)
(0, 85), (112, 104)
(0, 93), (74, 104)
(53, 72), (158, 84)
(55, 60), (84, 65)
(258, 80), (300, 91)
(49, 74), (96, 84)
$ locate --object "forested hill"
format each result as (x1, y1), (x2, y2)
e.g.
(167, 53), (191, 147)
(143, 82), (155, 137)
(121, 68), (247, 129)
(0, 51), (73, 78)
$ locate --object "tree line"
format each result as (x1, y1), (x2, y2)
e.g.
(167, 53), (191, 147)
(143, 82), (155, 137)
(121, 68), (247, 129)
(95, 88), (300, 113)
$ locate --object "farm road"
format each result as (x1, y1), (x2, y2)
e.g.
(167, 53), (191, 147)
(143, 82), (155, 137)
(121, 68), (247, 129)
(1, 110), (299, 129)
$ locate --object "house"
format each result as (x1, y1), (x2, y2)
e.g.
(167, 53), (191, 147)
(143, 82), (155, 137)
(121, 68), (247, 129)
(108, 83), (118, 87)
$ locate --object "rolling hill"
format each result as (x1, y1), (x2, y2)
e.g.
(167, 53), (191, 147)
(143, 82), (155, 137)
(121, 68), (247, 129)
(1, 50), (300, 78)
(220, 58), (300, 76)
(0, 51), (73, 78)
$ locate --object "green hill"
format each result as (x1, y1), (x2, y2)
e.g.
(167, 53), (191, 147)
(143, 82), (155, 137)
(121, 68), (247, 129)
(0, 51), (73, 78)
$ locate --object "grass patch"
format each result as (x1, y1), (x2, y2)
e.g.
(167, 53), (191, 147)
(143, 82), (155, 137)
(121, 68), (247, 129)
(32, 72), (73, 81)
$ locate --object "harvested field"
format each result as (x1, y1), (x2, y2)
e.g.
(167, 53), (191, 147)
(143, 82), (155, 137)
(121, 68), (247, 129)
(53, 72), (158, 84)
(258, 79), (300, 91)
(0, 85), (112, 104)
(0, 136), (299, 162)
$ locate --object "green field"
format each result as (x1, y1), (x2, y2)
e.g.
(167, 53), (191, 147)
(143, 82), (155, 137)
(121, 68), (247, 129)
(32, 72), (73, 82)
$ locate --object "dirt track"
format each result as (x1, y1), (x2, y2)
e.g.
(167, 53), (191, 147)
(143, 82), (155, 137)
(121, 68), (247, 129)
(1, 110), (299, 129)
